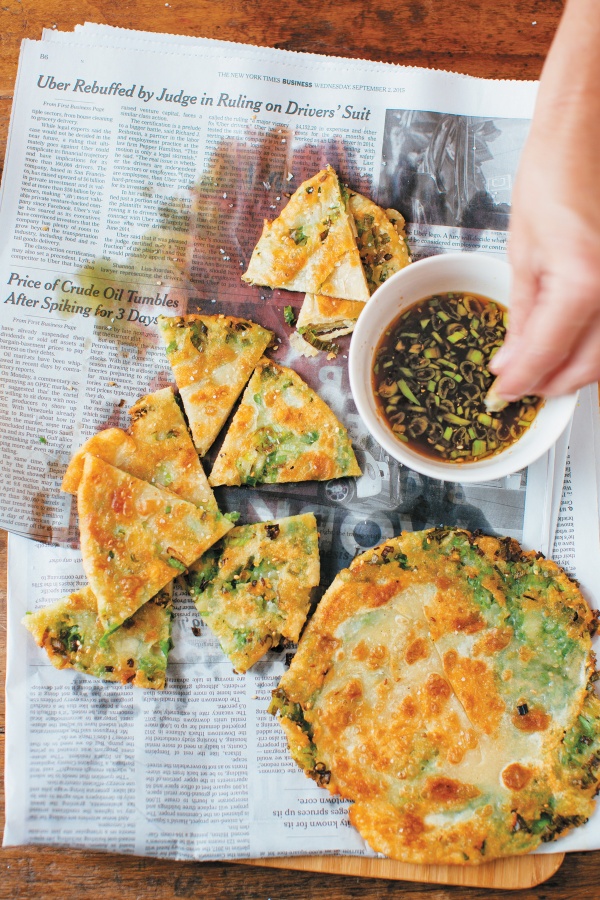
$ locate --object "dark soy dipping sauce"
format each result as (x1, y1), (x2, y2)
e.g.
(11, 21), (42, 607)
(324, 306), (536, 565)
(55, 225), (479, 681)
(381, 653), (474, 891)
(372, 292), (542, 464)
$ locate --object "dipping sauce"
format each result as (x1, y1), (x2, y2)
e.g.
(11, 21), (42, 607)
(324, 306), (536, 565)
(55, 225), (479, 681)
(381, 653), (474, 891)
(372, 292), (542, 463)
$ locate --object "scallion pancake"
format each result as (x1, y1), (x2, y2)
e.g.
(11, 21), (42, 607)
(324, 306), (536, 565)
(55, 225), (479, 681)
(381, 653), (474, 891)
(349, 193), (410, 294)
(185, 514), (320, 673)
(78, 454), (229, 630)
(294, 194), (410, 347)
(23, 584), (173, 690)
(242, 166), (369, 302)
(208, 358), (361, 486)
(271, 528), (600, 865)
(62, 387), (219, 512)
(158, 314), (273, 457)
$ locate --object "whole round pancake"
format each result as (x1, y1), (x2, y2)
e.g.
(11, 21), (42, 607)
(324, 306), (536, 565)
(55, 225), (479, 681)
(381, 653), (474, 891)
(271, 528), (600, 865)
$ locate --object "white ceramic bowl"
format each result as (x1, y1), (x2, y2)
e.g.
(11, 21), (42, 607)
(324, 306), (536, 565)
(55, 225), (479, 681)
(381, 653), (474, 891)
(349, 252), (577, 483)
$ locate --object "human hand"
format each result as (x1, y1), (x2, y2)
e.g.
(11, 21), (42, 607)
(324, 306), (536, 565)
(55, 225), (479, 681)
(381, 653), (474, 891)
(489, 0), (600, 401)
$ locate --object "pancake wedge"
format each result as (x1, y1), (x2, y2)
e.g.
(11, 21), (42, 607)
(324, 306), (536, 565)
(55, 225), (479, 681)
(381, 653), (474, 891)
(271, 528), (600, 865)
(78, 454), (230, 630)
(296, 294), (366, 343)
(295, 197), (410, 346)
(184, 514), (320, 672)
(209, 358), (361, 486)
(62, 387), (218, 511)
(158, 314), (273, 456)
(350, 194), (410, 294)
(242, 166), (369, 302)
(22, 584), (173, 689)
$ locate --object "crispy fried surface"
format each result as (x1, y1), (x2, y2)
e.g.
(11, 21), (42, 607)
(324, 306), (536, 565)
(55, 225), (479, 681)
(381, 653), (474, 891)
(77, 455), (230, 629)
(23, 585), (173, 690)
(185, 514), (320, 672)
(62, 387), (218, 511)
(158, 314), (273, 456)
(272, 528), (600, 865)
(295, 194), (410, 341)
(296, 293), (366, 339)
(242, 166), (369, 302)
(349, 194), (410, 293)
(208, 358), (361, 486)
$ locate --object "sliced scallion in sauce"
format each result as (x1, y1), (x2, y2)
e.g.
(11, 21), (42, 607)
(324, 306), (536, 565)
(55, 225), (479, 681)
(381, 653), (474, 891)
(372, 292), (542, 463)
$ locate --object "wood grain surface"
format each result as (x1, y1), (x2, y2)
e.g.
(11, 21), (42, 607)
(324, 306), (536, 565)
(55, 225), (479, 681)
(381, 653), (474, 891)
(2, 0), (600, 897)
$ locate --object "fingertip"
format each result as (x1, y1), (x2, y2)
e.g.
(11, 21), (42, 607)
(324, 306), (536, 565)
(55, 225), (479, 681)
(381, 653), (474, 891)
(488, 342), (512, 375)
(492, 366), (536, 403)
(488, 353), (503, 375)
(490, 381), (520, 404)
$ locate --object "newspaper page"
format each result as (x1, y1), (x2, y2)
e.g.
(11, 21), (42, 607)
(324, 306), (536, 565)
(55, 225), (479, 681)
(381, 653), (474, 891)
(551, 387), (600, 590)
(2, 31), (593, 858)
(5, 389), (600, 859)
(0, 33), (547, 546)
(42, 23), (565, 561)
(538, 385), (600, 853)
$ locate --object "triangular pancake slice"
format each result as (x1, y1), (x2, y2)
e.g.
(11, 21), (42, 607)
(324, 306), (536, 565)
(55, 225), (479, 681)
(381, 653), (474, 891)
(349, 194), (410, 294)
(22, 584), (173, 690)
(185, 514), (320, 673)
(294, 197), (411, 346)
(242, 165), (369, 302)
(158, 314), (273, 456)
(209, 358), (361, 486)
(78, 454), (230, 630)
(62, 387), (218, 511)
(296, 293), (367, 342)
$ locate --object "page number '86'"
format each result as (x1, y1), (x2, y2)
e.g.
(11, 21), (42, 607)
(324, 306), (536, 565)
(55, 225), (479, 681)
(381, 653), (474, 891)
(40, 54), (48, 59)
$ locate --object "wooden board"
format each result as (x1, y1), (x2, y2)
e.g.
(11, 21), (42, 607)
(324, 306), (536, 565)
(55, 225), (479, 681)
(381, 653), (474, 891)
(239, 852), (565, 889)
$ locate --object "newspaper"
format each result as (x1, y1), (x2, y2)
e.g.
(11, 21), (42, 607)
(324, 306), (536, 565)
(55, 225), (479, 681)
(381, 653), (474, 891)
(1, 29), (545, 546)
(5, 388), (600, 859)
(537, 386), (600, 854)
(2, 27), (598, 859)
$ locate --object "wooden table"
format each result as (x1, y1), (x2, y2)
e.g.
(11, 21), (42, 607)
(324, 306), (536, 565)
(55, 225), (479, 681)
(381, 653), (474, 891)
(1, 1), (599, 897)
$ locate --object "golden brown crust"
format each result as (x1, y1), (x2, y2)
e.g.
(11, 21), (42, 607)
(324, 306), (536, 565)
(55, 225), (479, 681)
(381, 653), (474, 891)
(293, 194), (411, 346)
(62, 429), (136, 495)
(184, 514), (320, 672)
(208, 357), (361, 486)
(242, 166), (369, 302)
(62, 387), (218, 511)
(272, 528), (600, 865)
(158, 314), (273, 456)
(77, 455), (230, 630)
(22, 585), (173, 689)
(348, 193), (410, 294)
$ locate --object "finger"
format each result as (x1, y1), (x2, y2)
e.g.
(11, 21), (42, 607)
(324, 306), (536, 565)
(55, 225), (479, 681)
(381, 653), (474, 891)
(490, 245), (539, 376)
(490, 277), (597, 400)
(530, 316), (600, 397)
(505, 238), (540, 340)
